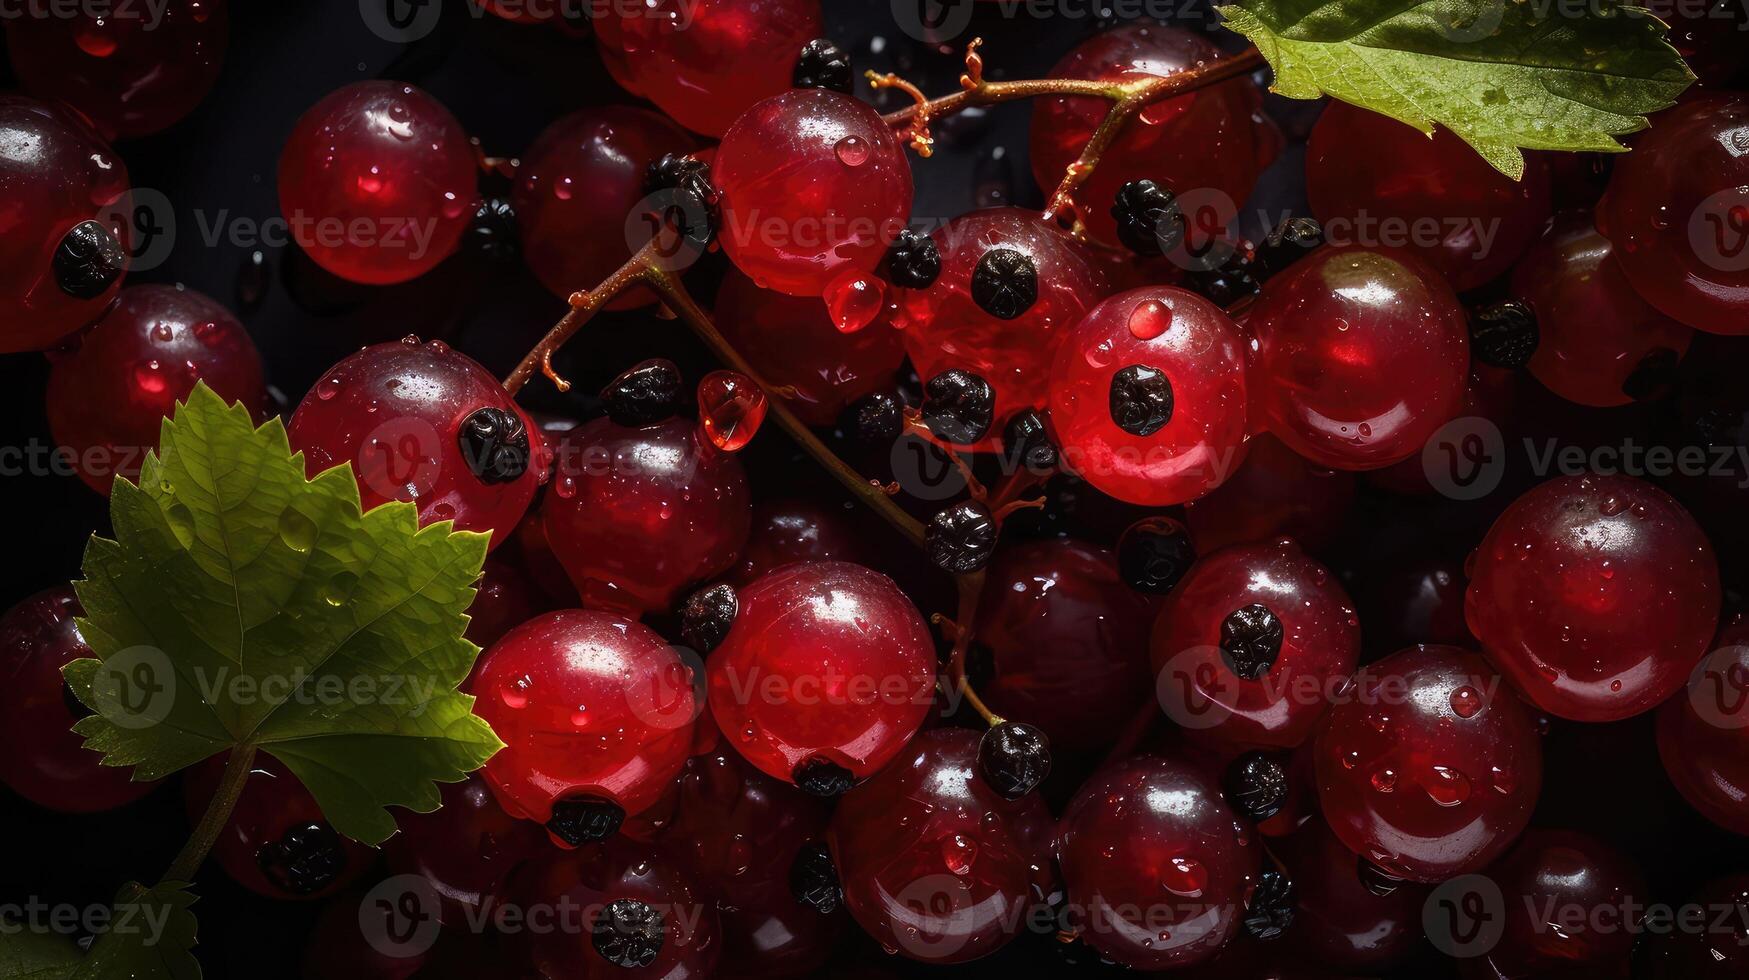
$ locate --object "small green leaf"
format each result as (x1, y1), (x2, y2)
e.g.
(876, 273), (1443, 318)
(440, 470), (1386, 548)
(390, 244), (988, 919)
(0, 929), (80, 979)
(71, 882), (200, 980)
(64, 383), (502, 845)
(1218, 0), (1696, 177)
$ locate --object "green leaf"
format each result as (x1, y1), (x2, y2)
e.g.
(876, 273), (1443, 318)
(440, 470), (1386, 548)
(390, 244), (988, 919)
(1217, 0), (1696, 178)
(71, 882), (200, 980)
(64, 383), (501, 845)
(0, 929), (80, 980)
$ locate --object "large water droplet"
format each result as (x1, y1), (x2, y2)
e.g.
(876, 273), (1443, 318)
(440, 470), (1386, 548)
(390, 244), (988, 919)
(824, 270), (886, 333)
(834, 135), (870, 167)
(697, 370), (767, 453)
(1162, 855), (1207, 897)
(1127, 299), (1171, 340)
(942, 834), (978, 875)
(278, 509), (317, 553)
(1425, 765), (1471, 806)
(1450, 686), (1482, 718)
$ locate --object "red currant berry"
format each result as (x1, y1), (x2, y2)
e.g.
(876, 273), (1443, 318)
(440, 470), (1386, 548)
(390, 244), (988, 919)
(1247, 245), (1471, 470)
(185, 753), (375, 900)
(472, 609), (699, 833)
(732, 497), (864, 586)
(974, 539), (1156, 753)
(47, 284), (266, 494)
(1656, 616), (1749, 834)
(706, 561), (935, 787)
(898, 208), (1109, 447)
(277, 82), (478, 285)
(1182, 433), (1355, 555)
(1466, 474), (1720, 722)
(0, 588), (157, 812)
(1358, 551), (1475, 654)
(1274, 816), (1425, 970)
(1598, 93), (1749, 334)
(1029, 23), (1278, 249)
(1513, 212), (1694, 407)
(383, 773), (547, 929)
(513, 106), (696, 307)
(1048, 286), (1250, 505)
(1313, 645), (1542, 882)
(1152, 538), (1360, 749)
(695, 369), (767, 453)
(6, 0), (228, 140)
(1056, 754), (1259, 970)
(714, 88), (912, 297)
(0, 96), (131, 353)
(613, 0), (823, 137)
(1307, 102), (1552, 290)
(828, 727), (1053, 963)
(714, 269), (905, 426)
(464, 555), (546, 655)
(541, 416), (750, 616)
(1464, 830), (1645, 977)
(287, 338), (546, 551)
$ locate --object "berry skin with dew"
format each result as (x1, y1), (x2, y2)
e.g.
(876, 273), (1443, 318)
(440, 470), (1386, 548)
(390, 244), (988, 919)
(1656, 616), (1749, 835)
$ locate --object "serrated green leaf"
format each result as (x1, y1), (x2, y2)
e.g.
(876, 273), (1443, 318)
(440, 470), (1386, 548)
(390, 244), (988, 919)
(1217, 0), (1695, 178)
(0, 929), (80, 980)
(71, 882), (199, 980)
(63, 383), (502, 844)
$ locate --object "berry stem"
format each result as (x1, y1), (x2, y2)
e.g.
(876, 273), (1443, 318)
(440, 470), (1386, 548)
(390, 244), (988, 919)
(941, 570), (1003, 727)
(503, 239), (664, 395)
(164, 742), (258, 884)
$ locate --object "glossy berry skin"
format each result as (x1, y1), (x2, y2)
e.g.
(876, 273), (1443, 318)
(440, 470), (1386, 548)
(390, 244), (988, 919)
(1247, 245), (1471, 470)
(6, 0), (228, 140)
(288, 338), (546, 552)
(1152, 539), (1359, 749)
(1307, 102), (1552, 290)
(1466, 830), (1645, 978)
(1512, 212), (1694, 407)
(1599, 94), (1749, 334)
(1466, 474), (1720, 722)
(1056, 754), (1259, 970)
(513, 106), (696, 307)
(185, 753), (375, 900)
(473, 610), (699, 827)
(706, 561), (934, 785)
(1049, 286), (1249, 505)
(828, 728), (1053, 964)
(0, 96), (131, 353)
(277, 82), (478, 285)
(510, 836), (721, 980)
(657, 749), (842, 976)
(383, 773), (547, 929)
(0, 589), (156, 812)
(732, 498), (864, 586)
(47, 284), (266, 494)
(612, 0), (823, 137)
(1029, 23), (1278, 249)
(1656, 616), (1749, 834)
(1182, 433), (1355, 556)
(899, 208), (1109, 447)
(714, 88), (911, 298)
(974, 540), (1156, 753)
(464, 556), (545, 654)
(541, 416), (750, 616)
(1275, 817), (1425, 971)
(1313, 645), (1542, 883)
(714, 270), (905, 426)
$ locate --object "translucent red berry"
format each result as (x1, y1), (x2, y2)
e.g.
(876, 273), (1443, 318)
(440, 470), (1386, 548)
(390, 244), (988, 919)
(1656, 616), (1749, 834)
(185, 753), (374, 900)
(1472, 830), (1646, 975)
(732, 498), (864, 586)
(1272, 816), (1426, 970)
(696, 370), (767, 452)
(383, 773), (547, 928)
(1182, 433), (1355, 555)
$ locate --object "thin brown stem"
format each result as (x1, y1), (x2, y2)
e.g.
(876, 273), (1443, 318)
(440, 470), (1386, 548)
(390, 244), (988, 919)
(943, 570), (1001, 726)
(503, 238), (663, 395)
(165, 743), (257, 884)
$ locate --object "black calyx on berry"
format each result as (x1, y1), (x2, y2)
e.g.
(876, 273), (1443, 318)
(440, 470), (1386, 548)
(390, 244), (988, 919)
(789, 842), (843, 915)
(1242, 870), (1296, 941)
(1112, 179), (1184, 257)
(591, 898), (665, 969)
(1223, 750), (1289, 823)
(845, 390), (904, 444)
(793, 757), (855, 797)
(1117, 517), (1195, 595)
(642, 153), (719, 249)
(793, 38), (852, 94)
(922, 369), (995, 445)
(978, 721), (1051, 799)
(971, 247), (1037, 320)
(1187, 257), (1261, 307)
(602, 358), (684, 427)
(1469, 299), (1539, 369)
(255, 822), (345, 896)
(547, 794), (625, 845)
(927, 500), (997, 574)
(1002, 409), (1058, 471)
(885, 228), (941, 289)
(458, 407), (530, 485)
(465, 197), (519, 265)
(1220, 603), (1283, 680)
(54, 219), (126, 300)
(1253, 215), (1324, 281)
(1622, 346), (1681, 401)
(1357, 857), (1407, 898)
(1109, 364), (1174, 437)
(680, 583), (736, 654)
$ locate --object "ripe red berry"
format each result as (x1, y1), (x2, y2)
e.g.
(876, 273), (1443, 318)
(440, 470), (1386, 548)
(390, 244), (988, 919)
(1313, 645), (1542, 882)
(541, 416), (750, 616)
(714, 88), (911, 298)
(705, 561), (935, 788)
(47, 284), (266, 494)
(1469, 830), (1646, 975)
(185, 753), (375, 900)
(287, 337), (546, 551)
(383, 773), (547, 928)
(277, 82), (478, 285)
(732, 497), (865, 586)
(1656, 616), (1749, 834)
(1182, 433), (1355, 555)
(1272, 816), (1426, 970)
(1466, 474), (1720, 722)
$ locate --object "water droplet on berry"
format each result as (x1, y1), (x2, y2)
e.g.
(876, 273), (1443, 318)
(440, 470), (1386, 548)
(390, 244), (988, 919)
(1127, 299), (1171, 340)
(824, 269), (886, 333)
(942, 834), (978, 875)
(697, 370), (767, 453)
(1162, 855), (1207, 897)
(1370, 768), (1397, 792)
(1450, 686), (1482, 718)
(570, 705), (590, 727)
(833, 135), (871, 167)
(316, 376), (342, 401)
(499, 676), (531, 709)
(133, 360), (168, 395)
(150, 322), (174, 343)
(1425, 765), (1471, 806)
